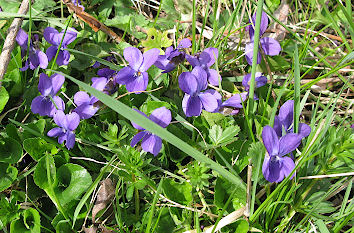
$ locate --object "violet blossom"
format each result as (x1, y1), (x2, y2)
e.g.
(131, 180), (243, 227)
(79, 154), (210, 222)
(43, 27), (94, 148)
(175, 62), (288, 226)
(44, 27), (77, 66)
(16, 28), (48, 71)
(179, 66), (219, 117)
(221, 92), (248, 115)
(245, 11), (281, 65)
(72, 0), (84, 10)
(154, 38), (191, 73)
(114, 47), (160, 93)
(242, 72), (267, 91)
(47, 111), (80, 150)
(186, 47), (221, 86)
(31, 73), (65, 117)
(273, 100), (311, 138)
(262, 125), (302, 183)
(130, 107), (171, 156)
(73, 77), (108, 119)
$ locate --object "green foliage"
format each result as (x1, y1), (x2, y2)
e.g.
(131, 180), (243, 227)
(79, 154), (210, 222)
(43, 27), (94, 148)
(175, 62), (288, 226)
(142, 28), (173, 52)
(23, 137), (58, 161)
(0, 87), (9, 113)
(162, 179), (193, 205)
(0, 137), (22, 164)
(10, 208), (41, 233)
(0, 163), (18, 192)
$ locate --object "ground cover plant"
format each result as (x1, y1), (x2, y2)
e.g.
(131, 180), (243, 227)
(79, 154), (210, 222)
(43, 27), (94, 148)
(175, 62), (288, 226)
(0, 0), (353, 232)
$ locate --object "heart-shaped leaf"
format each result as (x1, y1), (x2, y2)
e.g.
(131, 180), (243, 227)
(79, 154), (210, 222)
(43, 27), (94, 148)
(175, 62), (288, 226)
(0, 163), (18, 192)
(10, 208), (40, 233)
(33, 155), (57, 190)
(23, 137), (58, 161)
(54, 163), (93, 206)
(0, 137), (22, 164)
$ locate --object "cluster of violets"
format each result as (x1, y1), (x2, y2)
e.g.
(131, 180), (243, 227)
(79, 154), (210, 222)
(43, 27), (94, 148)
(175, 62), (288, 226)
(262, 100), (311, 183)
(17, 10), (309, 187)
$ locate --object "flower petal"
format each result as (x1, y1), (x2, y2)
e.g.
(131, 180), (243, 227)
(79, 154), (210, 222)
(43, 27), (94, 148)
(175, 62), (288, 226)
(255, 73), (267, 88)
(191, 66), (208, 92)
(140, 48), (160, 72)
(29, 53), (40, 70)
(47, 127), (64, 138)
(204, 89), (222, 113)
(130, 131), (147, 147)
(280, 156), (296, 180)
(56, 50), (70, 66)
(66, 112), (80, 131)
(97, 68), (115, 78)
(149, 107), (171, 128)
(182, 94), (202, 117)
(177, 38), (192, 48)
(46, 46), (58, 62)
(178, 72), (198, 95)
(245, 42), (262, 65)
(91, 77), (108, 91)
(44, 27), (60, 46)
(141, 134), (162, 156)
(185, 54), (200, 67)
(53, 110), (67, 128)
(65, 131), (76, 150)
(60, 29), (77, 46)
(199, 92), (218, 113)
(31, 96), (52, 116)
(114, 66), (135, 85)
(38, 73), (52, 96)
(262, 125), (279, 157)
(51, 73), (65, 95)
(279, 100), (294, 131)
(203, 47), (218, 67)
(52, 96), (65, 116)
(124, 47), (143, 71)
(74, 91), (90, 106)
(278, 133), (302, 156)
(299, 123), (311, 138)
(131, 109), (148, 130)
(261, 37), (281, 56)
(207, 69), (221, 86)
(125, 71), (148, 93)
(16, 28), (29, 48)
(74, 103), (98, 119)
(222, 92), (247, 108)
(37, 50), (48, 69)
(248, 11), (269, 39)
(273, 116), (283, 137)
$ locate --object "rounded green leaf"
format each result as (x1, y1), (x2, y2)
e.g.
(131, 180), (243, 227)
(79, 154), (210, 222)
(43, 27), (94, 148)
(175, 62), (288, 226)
(0, 163), (18, 192)
(162, 179), (192, 205)
(54, 163), (93, 206)
(10, 208), (40, 233)
(33, 155), (56, 190)
(0, 137), (22, 164)
(0, 86), (9, 113)
(23, 138), (58, 161)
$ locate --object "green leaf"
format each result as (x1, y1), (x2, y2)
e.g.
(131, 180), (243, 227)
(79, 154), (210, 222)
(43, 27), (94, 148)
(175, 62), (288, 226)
(33, 155), (56, 190)
(23, 120), (46, 140)
(23, 137), (58, 161)
(214, 177), (246, 211)
(0, 137), (22, 164)
(209, 125), (240, 145)
(235, 219), (249, 233)
(10, 208), (40, 233)
(54, 163), (93, 207)
(0, 195), (20, 227)
(162, 179), (192, 205)
(0, 87), (9, 113)
(0, 163), (18, 192)
(141, 28), (172, 51)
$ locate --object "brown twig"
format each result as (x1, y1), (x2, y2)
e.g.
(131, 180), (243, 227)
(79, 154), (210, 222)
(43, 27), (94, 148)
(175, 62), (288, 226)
(0, 0), (30, 86)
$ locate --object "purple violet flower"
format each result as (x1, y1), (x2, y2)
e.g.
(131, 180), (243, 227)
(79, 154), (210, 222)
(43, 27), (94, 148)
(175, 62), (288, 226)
(273, 100), (311, 138)
(154, 38), (191, 73)
(179, 66), (219, 117)
(130, 107), (171, 156)
(47, 111), (80, 150)
(114, 47), (160, 93)
(221, 92), (248, 115)
(245, 11), (281, 65)
(44, 27), (77, 66)
(31, 73), (65, 117)
(16, 28), (48, 71)
(73, 77), (108, 119)
(186, 47), (221, 86)
(262, 125), (302, 183)
(242, 72), (267, 91)
(71, 0), (84, 10)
